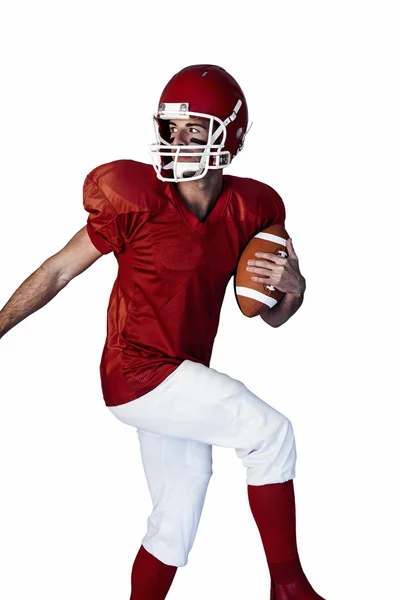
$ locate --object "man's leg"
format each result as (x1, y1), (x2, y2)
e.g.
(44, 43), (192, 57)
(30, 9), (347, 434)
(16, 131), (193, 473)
(130, 545), (177, 600)
(109, 360), (327, 598)
(129, 429), (212, 599)
(248, 480), (326, 599)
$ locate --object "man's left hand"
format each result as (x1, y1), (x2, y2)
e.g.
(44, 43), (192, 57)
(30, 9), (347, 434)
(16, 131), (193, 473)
(246, 238), (306, 296)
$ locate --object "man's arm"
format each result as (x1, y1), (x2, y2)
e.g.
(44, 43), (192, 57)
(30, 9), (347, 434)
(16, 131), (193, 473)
(260, 290), (305, 328)
(0, 226), (102, 339)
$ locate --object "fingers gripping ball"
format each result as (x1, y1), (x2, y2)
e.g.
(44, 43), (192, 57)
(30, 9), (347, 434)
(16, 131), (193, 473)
(234, 224), (289, 317)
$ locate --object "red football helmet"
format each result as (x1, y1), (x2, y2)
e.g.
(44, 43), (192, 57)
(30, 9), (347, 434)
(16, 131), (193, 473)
(149, 64), (250, 182)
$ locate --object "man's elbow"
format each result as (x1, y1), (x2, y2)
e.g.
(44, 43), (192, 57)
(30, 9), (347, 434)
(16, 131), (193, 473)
(265, 318), (281, 328)
(260, 310), (281, 328)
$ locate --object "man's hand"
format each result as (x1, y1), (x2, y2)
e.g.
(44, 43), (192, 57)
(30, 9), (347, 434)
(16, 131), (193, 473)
(246, 238), (306, 296)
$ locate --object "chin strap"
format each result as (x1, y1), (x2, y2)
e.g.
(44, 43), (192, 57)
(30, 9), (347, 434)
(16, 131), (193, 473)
(162, 159), (204, 177)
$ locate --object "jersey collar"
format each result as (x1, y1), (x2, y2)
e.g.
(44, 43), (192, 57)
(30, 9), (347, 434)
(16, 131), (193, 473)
(165, 177), (232, 234)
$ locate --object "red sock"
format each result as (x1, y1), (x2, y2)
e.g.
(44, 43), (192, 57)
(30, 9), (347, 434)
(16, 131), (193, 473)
(248, 480), (325, 599)
(130, 545), (178, 600)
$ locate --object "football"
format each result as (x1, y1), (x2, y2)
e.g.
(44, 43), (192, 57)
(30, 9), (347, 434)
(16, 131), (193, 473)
(234, 224), (289, 317)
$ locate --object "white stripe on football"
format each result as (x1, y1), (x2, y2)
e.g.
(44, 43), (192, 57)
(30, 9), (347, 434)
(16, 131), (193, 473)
(235, 287), (278, 308)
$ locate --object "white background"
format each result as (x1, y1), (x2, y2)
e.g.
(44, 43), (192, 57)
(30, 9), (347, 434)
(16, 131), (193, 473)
(0, 1), (399, 599)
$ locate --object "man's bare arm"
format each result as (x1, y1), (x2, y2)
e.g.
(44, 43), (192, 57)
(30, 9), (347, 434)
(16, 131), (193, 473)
(0, 226), (103, 339)
(259, 290), (305, 328)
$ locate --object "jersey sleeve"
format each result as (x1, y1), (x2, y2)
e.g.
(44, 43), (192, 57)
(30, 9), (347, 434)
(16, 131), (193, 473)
(83, 174), (125, 255)
(262, 185), (286, 228)
(271, 188), (286, 226)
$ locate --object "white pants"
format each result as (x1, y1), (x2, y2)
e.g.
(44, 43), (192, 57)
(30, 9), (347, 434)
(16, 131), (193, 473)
(108, 359), (297, 567)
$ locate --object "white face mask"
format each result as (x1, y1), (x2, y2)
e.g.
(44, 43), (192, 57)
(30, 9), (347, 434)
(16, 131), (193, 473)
(148, 101), (243, 183)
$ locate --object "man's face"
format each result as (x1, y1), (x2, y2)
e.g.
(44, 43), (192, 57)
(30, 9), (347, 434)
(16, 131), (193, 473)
(168, 118), (210, 162)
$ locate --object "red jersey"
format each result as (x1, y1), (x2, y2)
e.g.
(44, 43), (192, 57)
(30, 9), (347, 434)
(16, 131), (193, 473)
(83, 160), (286, 406)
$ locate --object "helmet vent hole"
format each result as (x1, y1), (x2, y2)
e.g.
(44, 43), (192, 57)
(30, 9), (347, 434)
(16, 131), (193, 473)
(201, 71), (208, 77)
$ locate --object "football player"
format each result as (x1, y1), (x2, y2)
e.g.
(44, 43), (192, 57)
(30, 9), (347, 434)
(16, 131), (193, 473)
(0, 65), (326, 600)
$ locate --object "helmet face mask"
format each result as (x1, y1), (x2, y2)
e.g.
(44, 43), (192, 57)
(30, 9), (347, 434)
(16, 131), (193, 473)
(150, 106), (233, 182)
(148, 65), (249, 183)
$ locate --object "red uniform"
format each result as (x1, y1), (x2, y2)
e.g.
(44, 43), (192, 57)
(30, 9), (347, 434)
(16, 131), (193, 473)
(87, 64), (326, 600)
(83, 159), (285, 406)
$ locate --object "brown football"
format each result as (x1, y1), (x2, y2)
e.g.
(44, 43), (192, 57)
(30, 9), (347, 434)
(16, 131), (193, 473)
(234, 224), (290, 317)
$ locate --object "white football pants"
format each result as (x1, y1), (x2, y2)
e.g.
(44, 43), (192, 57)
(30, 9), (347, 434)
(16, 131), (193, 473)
(108, 359), (297, 568)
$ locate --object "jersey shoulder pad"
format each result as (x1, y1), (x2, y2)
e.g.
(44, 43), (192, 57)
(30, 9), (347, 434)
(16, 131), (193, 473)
(83, 160), (158, 255)
(85, 159), (157, 214)
(226, 174), (286, 227)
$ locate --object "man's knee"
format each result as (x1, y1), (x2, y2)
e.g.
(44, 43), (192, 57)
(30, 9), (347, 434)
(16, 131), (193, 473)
(276, 413), (296, 450)
(275, 414), (297, 477)
(281, 414), (295, 440)
(239, 408), (297, 484)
